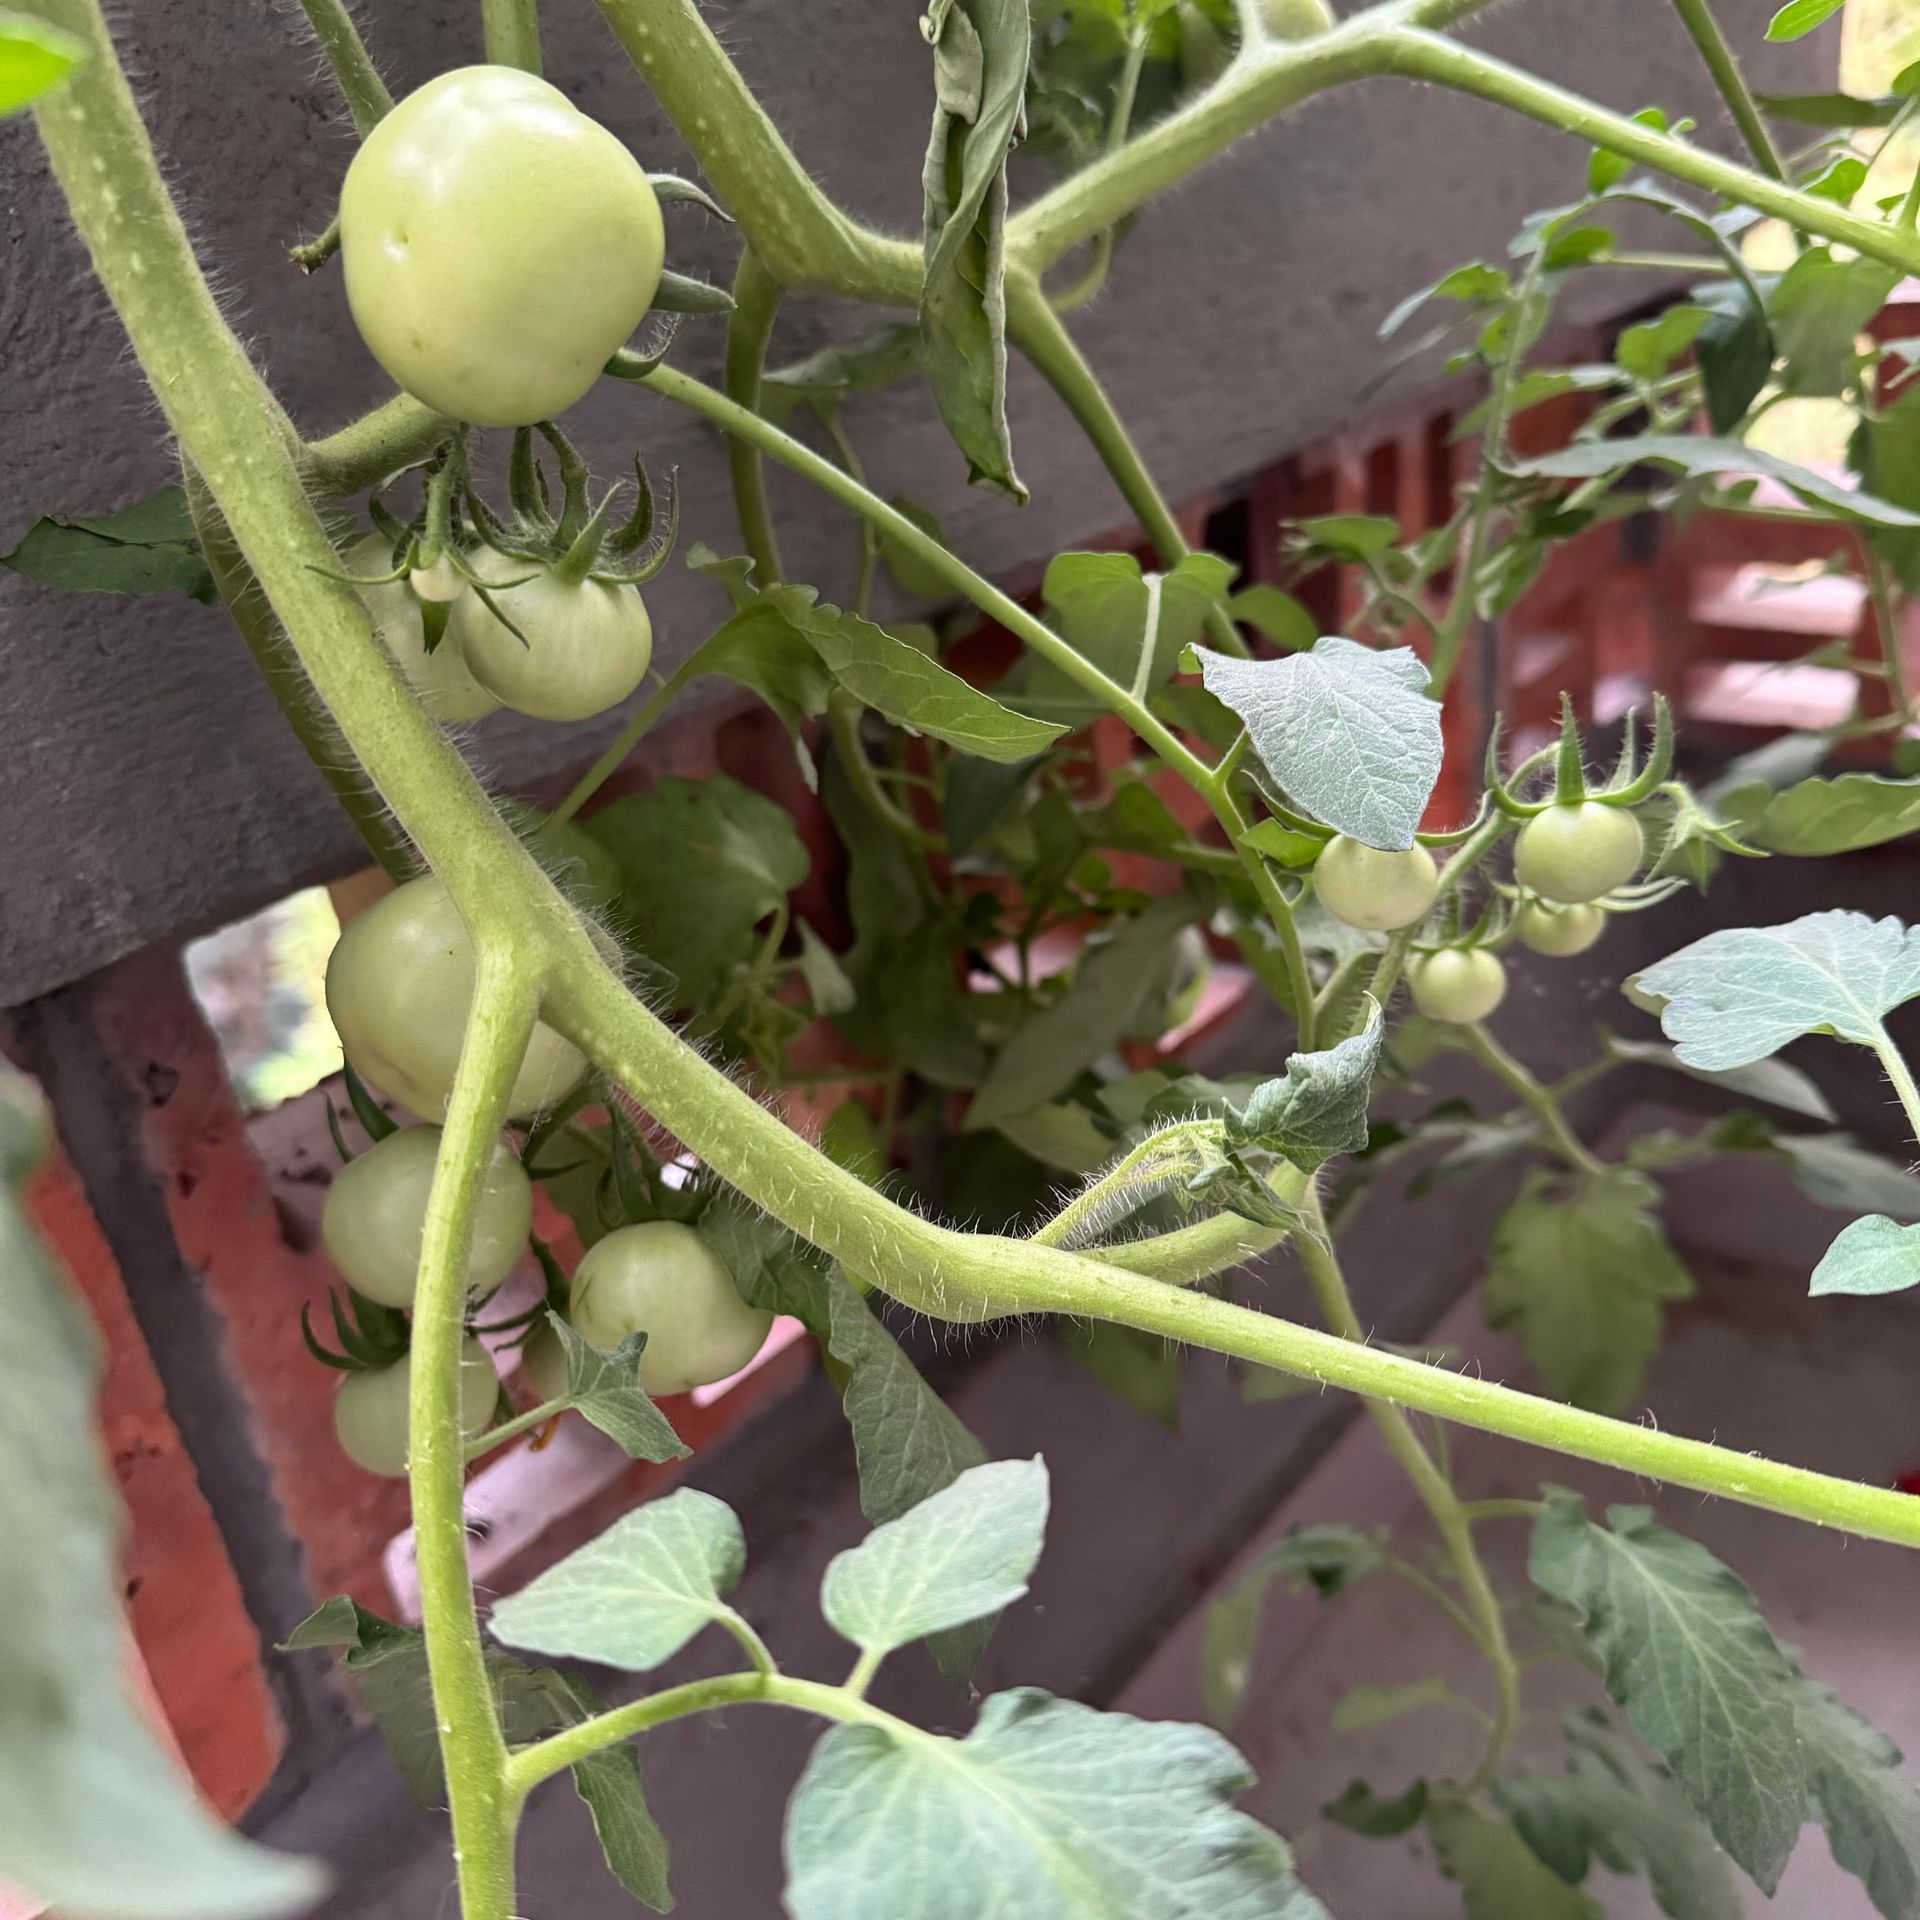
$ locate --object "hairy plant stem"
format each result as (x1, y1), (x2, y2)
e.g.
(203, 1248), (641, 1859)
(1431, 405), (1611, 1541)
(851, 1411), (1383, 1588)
(1668, 0), (1786, 183)
(1461, 1023), (1612, 1179)
(1294, 1185), (1520, 1788)
(297, 0), (392, 135)
(1872, 1035), (1920, 1152)
(481, 0), (543, 73)
(725, 247), (786, 584)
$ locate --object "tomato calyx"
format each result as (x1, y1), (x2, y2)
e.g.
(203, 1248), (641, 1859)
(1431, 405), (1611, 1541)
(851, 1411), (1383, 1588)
(300, 1284), (411, 1375)
(1485, 691), (1673, 821)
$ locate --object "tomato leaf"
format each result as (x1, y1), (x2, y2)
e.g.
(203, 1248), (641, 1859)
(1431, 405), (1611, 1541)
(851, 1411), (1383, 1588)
(1603, 1034), (1836, 1121)
(0, 10), (83, 116)
(1792, 1673), (1920, 1920)
(1427, 1794), (1603, 1919)
(1766, 0), (1845, 40)
(545, 1314), (689, 1461)
(1769, 249), (1900, 397)
(0, 1065), (319, 1917)
(1, 482), (216, 600)
(1637, 909), (1920, 1070)
(490, 1487), (751, 1672)
(919, 0), (1028, 499)
(1496, 1710), (1746, 1920)
(1201, 1525), (1386, 1726)
(784, 1689), (1327, 1920)
(1528, 1497), (1808, 1888)
(1756, 89), (1906, 127)
(1193, 638), (1443, 851)
(821, 1458), (1048, 1660)
(761, 322), (923, 419)
(1747, 772), (1920, 856)
(1060, 1318), (1183, 1428)
(1324, 1777), (1430, 1837)
(1484, 1171), (1693, 1414)
(1772, 1131), (1920, 1219)
(1809, 1214), (1920, 1297)
(1225, 997), (1383, 1175)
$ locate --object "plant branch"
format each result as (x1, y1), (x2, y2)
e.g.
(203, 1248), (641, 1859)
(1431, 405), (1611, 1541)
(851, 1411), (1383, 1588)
(724, 247), (787, 585)
(482, 0), (543, 73)
(1668, 0), (1785, 182)
(301, 392), (449, 497)
(548, 665), (696, 827)
(297, 0), (393, 136)
(1460, 1023), (1611, 1179)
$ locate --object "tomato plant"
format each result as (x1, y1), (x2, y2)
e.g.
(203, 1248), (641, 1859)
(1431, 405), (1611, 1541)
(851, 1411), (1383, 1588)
(19, 0), (1920, 1917)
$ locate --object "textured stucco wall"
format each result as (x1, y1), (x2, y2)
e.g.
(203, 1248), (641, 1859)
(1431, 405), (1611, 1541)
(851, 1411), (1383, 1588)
(0, 0), (1820, 1006)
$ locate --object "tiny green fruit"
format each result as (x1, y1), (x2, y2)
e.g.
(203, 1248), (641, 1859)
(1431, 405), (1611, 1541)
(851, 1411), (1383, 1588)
(1408, 948), (1508, 1024)
(1516, 899), (1606, 957)
(1514, 802), (1644, 904)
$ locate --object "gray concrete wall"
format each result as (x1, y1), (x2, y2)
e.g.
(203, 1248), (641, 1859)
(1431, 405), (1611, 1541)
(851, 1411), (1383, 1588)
(0, 0), (1819, 1006)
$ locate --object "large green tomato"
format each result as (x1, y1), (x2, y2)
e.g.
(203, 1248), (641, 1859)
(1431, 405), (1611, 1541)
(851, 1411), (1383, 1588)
(569, 1221), (774, 1396)
(339, 67), (665, 427)
(1513, 803), (1644, 904)
(1313, 835), (1439, 932)
(321, 1124), (532, 1310)
(1516, 899), (1606, 957)
(347, 536), (502, 723)
(332, 1336), (498, 1477)
(325, 875), (589, 1121)
(451, 552), (654, 723)
(1408, 948), (1507, 1024)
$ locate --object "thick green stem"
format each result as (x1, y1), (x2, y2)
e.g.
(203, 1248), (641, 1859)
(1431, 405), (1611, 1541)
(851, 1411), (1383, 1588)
(1872, 1036), (1920, 1153)
(482, 0), (543, 72)
(297, 0), (392, 135)
(1462, 1023), (1611, 1179)
(1669, 0), (1786, 182)
(1294, 1187), (1521, 1788)
(725, 247), (787, 584)
(302, 392), (449, 497)
(1865, 550), (1913, 726)
(409, 947), (539, 1920)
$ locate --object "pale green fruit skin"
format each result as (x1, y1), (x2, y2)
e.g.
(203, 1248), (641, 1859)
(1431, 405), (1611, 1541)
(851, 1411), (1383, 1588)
(518, 1317), (572, 1406)
(1409, 948), (1508, 1025)
(326, 875), (588, 1121)
(569, 1221), (774, 1396)
(1517, 899), (1607, 957)
(347, 536), (502, 723)
(1313, 836), (1440, 932)
(1513, 803), (1645, 904)
(1177, 4), (1234, 88)
(333, 1336), (499, 1477)
(1263, 0), (1334, 35)
(321, 1124), (532, 1309)
(409, 555), (468, 604)
(340, 66), (665, 427)
(451, 551), (654, 723)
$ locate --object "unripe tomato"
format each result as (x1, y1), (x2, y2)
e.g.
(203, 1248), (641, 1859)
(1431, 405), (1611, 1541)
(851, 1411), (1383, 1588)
(1516, 899), (1606, 957)
(1177, 4), (1234, 87)
(569, 1221), (774, 1396)
(451, 552), (654, 723)
(518, 1316), (572, 1406)
(1513, 803), (1644, 904)
(339, 67), (665, 427)
(409, 555), (468, 604)
(1263, 0), (1334, 35)
(325, 875), (589, 1121)
(1408, 948), (1507, 1024)
(347, 536), (502, 723)
(321, 1124), (532, 1310)
(332, 1335), (498, 1477)
(1313, 835), (1439, 932)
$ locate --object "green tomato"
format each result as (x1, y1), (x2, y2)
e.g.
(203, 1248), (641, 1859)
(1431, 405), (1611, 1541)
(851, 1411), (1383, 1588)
(569, 1221), (774, 1396)
(321, 1123), (532, 1310)
(1312, 835), (1439, 932)
(326, 875), (589, 1121)
(339, 66), (665, 427)
(332, 1336), (498, 1477)
(1263, 0), (1334, 35)
(409, 555), (468, 604)
(1176, 3), (1234, 88)
(1513, 802), (1644, 904)
(1408, 948), (1507, 1025)
(347, 536), (502, 723)
(451, 551), (654, 723)
(1516, 899), (1606, 957)
(517, 1316), (572, 1406)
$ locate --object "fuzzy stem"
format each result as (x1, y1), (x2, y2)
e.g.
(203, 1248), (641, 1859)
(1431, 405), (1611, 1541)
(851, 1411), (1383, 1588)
(724, 247), (787, 585)
(297, 0), (392, 135)
(1668, 0), (1786, 183)
(1461, 1023), (1612, 1179)
(482, 0), (543, 72)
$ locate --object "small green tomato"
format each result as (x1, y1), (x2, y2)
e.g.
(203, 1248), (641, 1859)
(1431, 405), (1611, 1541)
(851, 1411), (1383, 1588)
(408, 555), (468, 604)
(1513, 802), (1644, 904)
(517, 1316), (572, 1407)
(332, 1335), (499, 1477)
(1313, 835), (1440, 932)
(321, 1124), (532, 1310)
(1262, 0), (1334, 36)
(347, 536), (502, 723)
(569, 1221), (774, 1396)
(325, 875), (589, 1121)
(1516, 899), (1606, 957)
(1408, 948), (1508, 1025)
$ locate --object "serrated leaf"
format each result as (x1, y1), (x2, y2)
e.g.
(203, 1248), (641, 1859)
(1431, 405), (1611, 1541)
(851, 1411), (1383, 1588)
(1617, 305), (1711, 383)
(1793, 1673), (1920, 1920)
(1638, 910), (1920, 1070)
(0, 11), (84, 116)
(1324, 1777), (1429, 1836)
(1770, 250), (1900, 397)
(1496, 1711), (1745, 1920)
(784, 1688), (1324, 1919)
(1202, 1526), (1386, 1726)
(822, 1458), (1048, 1658)
(1749, 772), (1920, 856)
(1767, 0), (1845, 40)
(545, 1315), (689, 1461)
(1528, 1498), (1808, 1887)
(1605, 1034), (1836, 1120)
(1758, 88), (1904, 126)
(1810, 1214), (1920, 1296)
(1484, 1172), (1693, 1414)
(1226, 998), (1382, 1174)
(1429, 1795), (1603, 1919)
(1194, 638), (1442, 850)
(1, 483), (215, 599)
(0, 1065), (318, 1918)
(490, 1488), (750, 1671)
(920, 0), (1028, 498)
